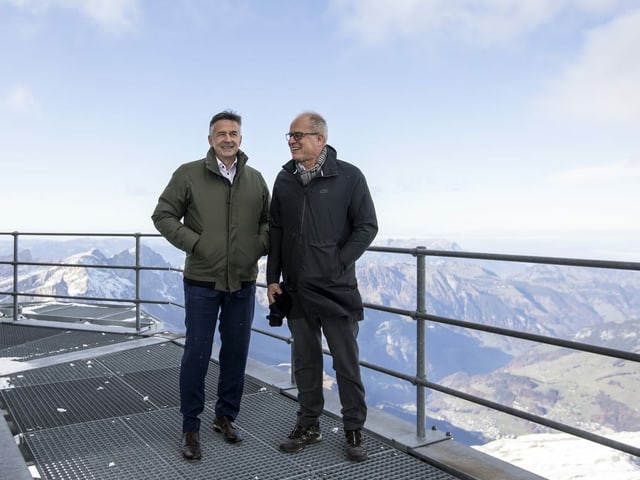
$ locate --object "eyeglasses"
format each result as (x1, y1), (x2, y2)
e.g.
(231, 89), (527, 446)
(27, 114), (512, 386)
(285, 132), (319, 141)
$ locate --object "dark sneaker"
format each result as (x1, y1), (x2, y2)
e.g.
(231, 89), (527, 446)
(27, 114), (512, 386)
(279, 423), (322, 453)
(213, 416), (242, 443)
(345, 430), (367, 462)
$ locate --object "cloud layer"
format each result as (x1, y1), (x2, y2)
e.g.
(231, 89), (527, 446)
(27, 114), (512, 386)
(1, 0), (141, 33)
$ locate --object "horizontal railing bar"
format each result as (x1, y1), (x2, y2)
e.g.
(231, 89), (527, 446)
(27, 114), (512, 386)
(368, 246), (640, 271)
(286, 336), (418, 384)
(4, 235), (638, 271)
(0, 261), (184, 275)
(364, 302), (640, 363)
(359, 359), (417, 384)
(251, 326), (293, 344)
(424, 380), (640, 458)
(0, 291), (184, 309)
(0, 260), (169, 271)
(0, 231), (161, 238)
(419, 311), (640, 363)
(313, 342), (418, 384)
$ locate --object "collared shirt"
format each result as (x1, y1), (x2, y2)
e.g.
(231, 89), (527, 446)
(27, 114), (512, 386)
(217, 157), (238, 184)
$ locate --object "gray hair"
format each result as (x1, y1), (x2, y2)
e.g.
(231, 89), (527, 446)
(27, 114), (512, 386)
(302, 111), (328, 144)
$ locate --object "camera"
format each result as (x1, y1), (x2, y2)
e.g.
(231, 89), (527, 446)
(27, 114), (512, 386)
(266, 287), (291, 327)
(267, 308), (285, 327)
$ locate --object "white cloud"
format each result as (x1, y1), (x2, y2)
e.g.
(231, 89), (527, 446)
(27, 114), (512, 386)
(539, 8), (640, 124)
(1, 0), (141, 33)
(327, 0), (628, 47)
(548, 159), (640, 183)
(3, 84), (41, 117)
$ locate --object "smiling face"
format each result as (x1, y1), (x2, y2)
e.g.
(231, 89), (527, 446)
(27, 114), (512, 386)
(288, 114), (325, 168)
(208, 119), (242, 166)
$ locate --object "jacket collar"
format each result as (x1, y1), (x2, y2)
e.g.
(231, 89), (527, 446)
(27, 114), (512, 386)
(283, 144), (338, 175)
(205, 147), (248, 174)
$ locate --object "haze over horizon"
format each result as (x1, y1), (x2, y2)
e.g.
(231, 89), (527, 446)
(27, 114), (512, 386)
(1, 1), (639, 260)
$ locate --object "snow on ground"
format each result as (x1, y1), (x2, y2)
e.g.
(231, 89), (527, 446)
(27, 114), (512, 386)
(0, 357), (30, 381)
(473, 431), (640, 480)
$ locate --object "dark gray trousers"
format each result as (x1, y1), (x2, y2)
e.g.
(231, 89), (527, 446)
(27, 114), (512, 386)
(287, 315), (366, 431)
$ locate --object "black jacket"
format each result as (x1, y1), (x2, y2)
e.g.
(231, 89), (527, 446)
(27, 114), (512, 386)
(266, 145), (378, 320)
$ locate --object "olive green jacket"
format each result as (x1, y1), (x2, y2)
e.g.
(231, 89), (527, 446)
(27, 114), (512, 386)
(152, 148), (270, 292)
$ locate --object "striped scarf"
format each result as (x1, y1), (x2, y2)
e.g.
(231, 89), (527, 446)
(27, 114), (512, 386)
(296, 147), (327, 185)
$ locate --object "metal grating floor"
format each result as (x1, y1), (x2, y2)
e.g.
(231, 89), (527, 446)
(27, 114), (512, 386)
(0, 324), (67, 350)
(1, 324), (460, 480)
(0, 324), (136, 362)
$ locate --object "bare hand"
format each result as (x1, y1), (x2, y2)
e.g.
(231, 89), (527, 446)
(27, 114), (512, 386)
(267, 283), (282, 304)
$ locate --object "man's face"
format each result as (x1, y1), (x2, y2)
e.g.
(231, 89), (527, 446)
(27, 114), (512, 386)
(288, 115), (324, 167)
(208, 119), (242, 164)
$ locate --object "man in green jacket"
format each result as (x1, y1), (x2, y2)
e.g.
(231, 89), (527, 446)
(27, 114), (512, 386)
(152, 110), (270, 460)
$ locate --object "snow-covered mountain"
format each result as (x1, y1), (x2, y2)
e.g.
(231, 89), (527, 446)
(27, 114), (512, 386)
(1, 239), (638, 475)
(0, 246), (185, 328)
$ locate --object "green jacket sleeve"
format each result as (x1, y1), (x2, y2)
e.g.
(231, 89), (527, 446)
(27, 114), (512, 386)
(151, 167), (200, 253)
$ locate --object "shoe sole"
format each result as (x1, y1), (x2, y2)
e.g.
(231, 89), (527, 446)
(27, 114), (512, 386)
(182, 453), (202, 461)
(279, 436), (322, 453)
(346, 452), (367, 462)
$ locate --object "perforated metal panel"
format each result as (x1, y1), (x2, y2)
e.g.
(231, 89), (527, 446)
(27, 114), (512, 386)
(1, 357), (112, 388)
(3, 375), (155, 431)
(2, 324), (461, 479)
(0, 328), (135, 361)
(0, 324), (66, 349)
(94, 341), (184, 374)
(26, 412), (185, 480)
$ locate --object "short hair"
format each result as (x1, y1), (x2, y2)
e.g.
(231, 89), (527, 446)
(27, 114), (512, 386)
(209, 110), (242, 133)
(302, 111), (328, 144)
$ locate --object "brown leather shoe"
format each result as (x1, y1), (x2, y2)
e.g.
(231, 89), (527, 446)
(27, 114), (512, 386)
(213, 416), (242, 443)
(181, 431), (201, 460)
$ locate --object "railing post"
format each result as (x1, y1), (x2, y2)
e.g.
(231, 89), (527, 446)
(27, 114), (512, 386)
(290, 341), (296, 385)
(12, 232), (19, 320)
(415, 246), (427, 439)
(134, 233), (141, 332)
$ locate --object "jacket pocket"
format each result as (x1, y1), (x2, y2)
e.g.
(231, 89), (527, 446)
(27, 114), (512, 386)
(235, 234), (262, 271)
(192, 230), (226, 268)
(305, 242), (343, 283)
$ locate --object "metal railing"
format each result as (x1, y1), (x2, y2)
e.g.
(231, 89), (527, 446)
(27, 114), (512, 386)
(0, 232), (186, 329)
(1, 231), (639, 459)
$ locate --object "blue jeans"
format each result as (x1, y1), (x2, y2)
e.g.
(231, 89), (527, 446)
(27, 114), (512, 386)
(180, 281), (255, 433)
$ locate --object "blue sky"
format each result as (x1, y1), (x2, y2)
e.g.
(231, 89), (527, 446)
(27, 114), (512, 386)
(1, 0), (639, 259)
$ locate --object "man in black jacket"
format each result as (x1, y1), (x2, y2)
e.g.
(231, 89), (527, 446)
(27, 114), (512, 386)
(266, 112), (378, 462)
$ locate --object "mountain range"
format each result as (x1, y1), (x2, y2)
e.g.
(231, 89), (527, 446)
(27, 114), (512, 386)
(1, 238), (638, 451)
